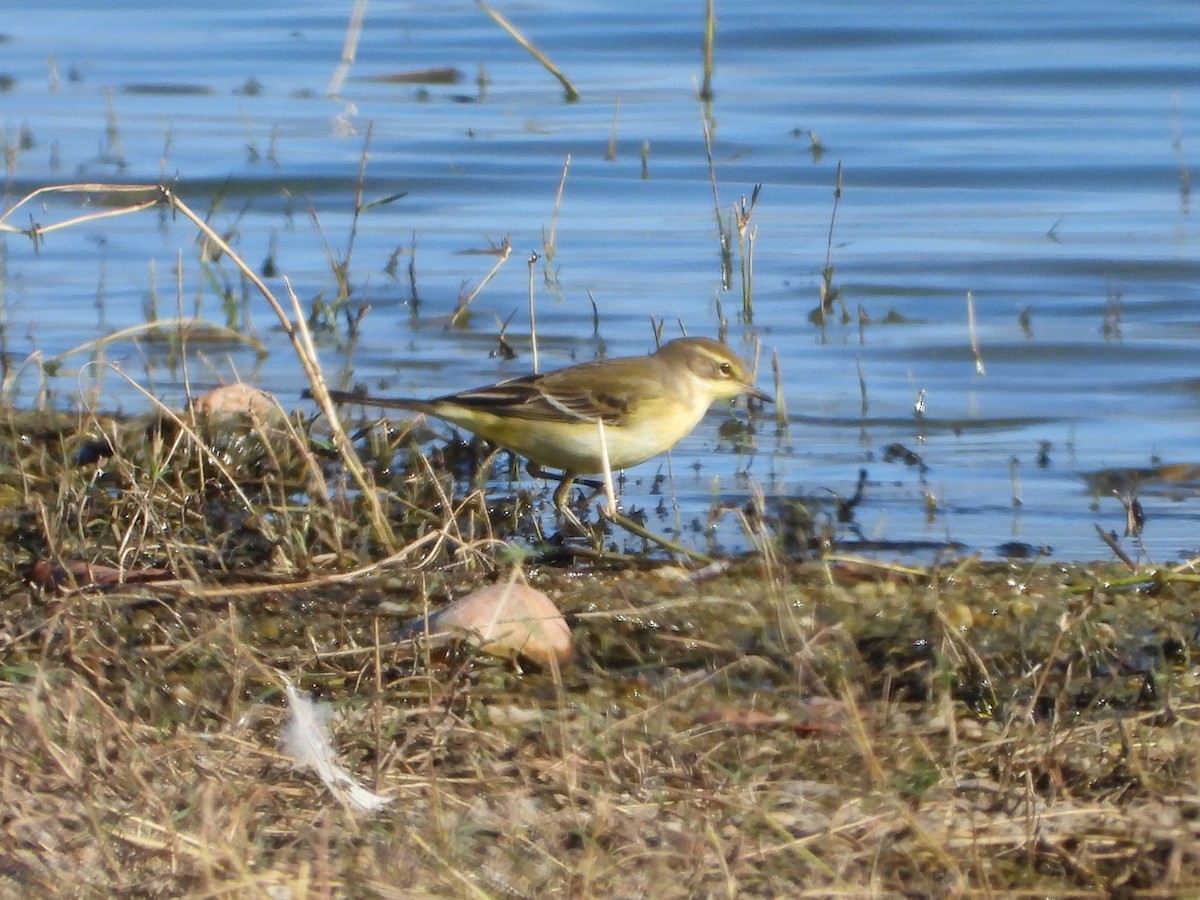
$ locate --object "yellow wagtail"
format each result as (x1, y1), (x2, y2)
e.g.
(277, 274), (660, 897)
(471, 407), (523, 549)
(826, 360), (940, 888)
(313, 336), (770, 509)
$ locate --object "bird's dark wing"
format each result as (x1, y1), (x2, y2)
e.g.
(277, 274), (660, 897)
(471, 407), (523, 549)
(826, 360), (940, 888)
(440, 360), (647, 426)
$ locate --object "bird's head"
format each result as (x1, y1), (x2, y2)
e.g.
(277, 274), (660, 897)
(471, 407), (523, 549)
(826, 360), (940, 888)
(657, 337), (772, 404)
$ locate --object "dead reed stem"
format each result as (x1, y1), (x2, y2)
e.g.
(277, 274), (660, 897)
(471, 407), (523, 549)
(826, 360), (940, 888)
(475, 0), (579, 102)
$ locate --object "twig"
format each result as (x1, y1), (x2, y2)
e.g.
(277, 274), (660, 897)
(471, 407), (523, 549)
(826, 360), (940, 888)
(605, 99), (621, 161)
(967, 291), (985, 375)
(607, 511), (714, 565)
(46, 318), (262, 369)
(451, 237), (512, 326)
(544, 153), (570, 265)
(0, 183), (160, 238)
(475, 0), (578, 102)
(698, 100), (731, 290)
(595, 419), (618, 514)
(527, 250), (540, 372)
(700, 0), (716, 102)
(327, 0), (369, 97)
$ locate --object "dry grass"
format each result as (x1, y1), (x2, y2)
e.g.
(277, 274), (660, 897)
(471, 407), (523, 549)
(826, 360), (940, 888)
(3, 184), (1200, 898)
(4, 450), (1200, 899)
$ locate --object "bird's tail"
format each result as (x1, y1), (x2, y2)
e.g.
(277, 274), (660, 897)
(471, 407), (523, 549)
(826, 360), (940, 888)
(302, 388), (431, 413)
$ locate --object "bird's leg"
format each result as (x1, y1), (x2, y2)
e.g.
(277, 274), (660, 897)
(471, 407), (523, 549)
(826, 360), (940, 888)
(525, 463), (580, 508)
(552, 473), (577, 512)
(525, 463), (590, 532)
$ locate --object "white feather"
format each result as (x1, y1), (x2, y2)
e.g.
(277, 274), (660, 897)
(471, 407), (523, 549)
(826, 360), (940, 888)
(281, 683), (391, 813)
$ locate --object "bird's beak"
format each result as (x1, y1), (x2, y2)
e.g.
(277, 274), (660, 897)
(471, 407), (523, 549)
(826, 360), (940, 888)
(746, 384), (772, 403)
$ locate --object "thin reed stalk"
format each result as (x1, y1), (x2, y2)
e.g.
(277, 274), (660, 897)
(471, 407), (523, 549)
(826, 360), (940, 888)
(700, 0), (716, 102)
(475, 0), (579, 102)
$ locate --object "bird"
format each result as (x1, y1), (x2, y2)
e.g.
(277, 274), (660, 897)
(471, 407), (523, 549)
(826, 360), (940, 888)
(309, 336), (770, 510)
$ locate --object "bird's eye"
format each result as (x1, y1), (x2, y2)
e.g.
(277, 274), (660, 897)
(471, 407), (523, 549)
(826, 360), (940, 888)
(718, 362), (734, 377)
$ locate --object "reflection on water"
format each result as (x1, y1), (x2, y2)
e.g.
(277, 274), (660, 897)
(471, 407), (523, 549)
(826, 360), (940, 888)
(2, 0), (1200, 560)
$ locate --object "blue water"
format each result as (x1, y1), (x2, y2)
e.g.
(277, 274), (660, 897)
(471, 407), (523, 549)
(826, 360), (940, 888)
(3, 1), (1200, 560)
